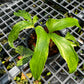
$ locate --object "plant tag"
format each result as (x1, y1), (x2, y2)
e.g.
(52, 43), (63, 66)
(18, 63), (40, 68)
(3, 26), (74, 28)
(9, 66), (20, 78)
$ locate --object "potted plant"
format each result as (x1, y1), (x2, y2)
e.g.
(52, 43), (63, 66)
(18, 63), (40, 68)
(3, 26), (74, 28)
(8, 10), (81, 83)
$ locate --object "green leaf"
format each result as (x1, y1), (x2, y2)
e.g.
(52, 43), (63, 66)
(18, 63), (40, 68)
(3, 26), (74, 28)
(46, 18), (59, 33)
(65, 32), (79, 46)
(30, 26), (50, 80)
(50, 33), (79, 73)
(15, 46), (33, 55)
(14, 10), (32, 22)
(65, 32), (76, 42)
(8, 21), (34, 48)
(46, 18), (81, 33)
(67, 41), (77, 47)
(33, 15), (38, 24)
(16, 55), (31, 66)
(16, 46), (33, 66)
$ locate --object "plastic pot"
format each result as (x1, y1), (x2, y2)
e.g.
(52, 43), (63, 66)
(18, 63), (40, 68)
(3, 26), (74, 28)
(26, 26), (67, 61)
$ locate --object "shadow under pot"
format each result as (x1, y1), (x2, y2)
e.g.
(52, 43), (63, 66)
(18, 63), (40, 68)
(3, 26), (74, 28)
(26, 27), (65, 61)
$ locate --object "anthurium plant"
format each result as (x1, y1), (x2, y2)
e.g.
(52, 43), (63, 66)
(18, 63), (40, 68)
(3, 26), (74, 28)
(8, 10), (81, 81)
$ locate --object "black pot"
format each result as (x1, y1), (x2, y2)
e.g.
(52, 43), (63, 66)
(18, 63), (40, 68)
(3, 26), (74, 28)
(26, 26), (67, 61)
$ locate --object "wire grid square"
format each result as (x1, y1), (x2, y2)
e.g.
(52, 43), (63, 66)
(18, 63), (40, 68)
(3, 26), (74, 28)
(0, 0), (84, 84)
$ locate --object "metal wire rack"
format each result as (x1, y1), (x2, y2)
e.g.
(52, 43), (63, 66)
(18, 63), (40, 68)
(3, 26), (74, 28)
(0, 0), (84, 84)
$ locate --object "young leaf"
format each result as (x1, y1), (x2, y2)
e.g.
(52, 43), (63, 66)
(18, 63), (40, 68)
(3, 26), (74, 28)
(46, 18), (59, 33)
(46, 18), (81, 33)
(30, 26), (50, 80)
(8, 21), (34, 48)
(14, 10), (32, 22)
(65, 32), (76, 42)
(33, 15), (38, 24)
(16, 46), (33, 66)
(65, 32), (79, 46)
(67, 41), (77, 47)
(50, 33), (79, 73)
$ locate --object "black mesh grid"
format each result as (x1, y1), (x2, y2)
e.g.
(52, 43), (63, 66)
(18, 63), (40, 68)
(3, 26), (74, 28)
(0, 0), (84, 84)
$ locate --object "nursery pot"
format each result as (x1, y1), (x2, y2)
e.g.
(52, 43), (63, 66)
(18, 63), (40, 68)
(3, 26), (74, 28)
(26, 26), (66, 61)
